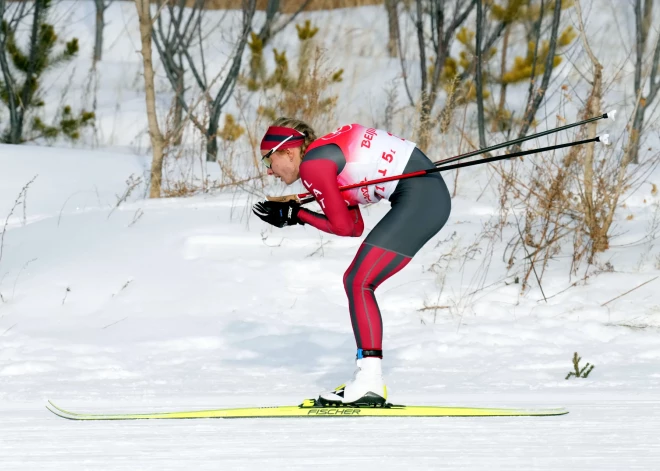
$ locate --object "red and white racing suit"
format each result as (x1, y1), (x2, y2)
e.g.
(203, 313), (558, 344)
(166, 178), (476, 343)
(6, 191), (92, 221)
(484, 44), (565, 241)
(297, 124), (451, 355)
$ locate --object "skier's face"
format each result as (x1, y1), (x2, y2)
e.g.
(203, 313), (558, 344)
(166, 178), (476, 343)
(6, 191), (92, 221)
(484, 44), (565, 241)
(262, 147), (302, 185)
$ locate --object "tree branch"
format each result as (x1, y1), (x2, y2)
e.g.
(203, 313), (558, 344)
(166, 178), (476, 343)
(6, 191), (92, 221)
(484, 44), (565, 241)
(444, 0), (475, 47)
(19, 0), (45, 133)
(0, 0), (20, 142)
(271, 0), (311, 37)
(257, 0), (279, 43)
(210, 0), (255, 115)
(431, 0), (475, 105)
(634, 0), (643, 94)
(415, 0), (427, 97)
(458, 19), (508, 83)
(475, 0), (486, 148)
(646, 28), (660, 104)
(396, 5), (415, 107)
(517, 0), (561, 141)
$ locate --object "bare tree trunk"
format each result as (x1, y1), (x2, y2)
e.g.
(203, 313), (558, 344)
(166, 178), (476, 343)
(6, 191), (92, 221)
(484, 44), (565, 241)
(630, 0), (646, 165)
(153, 0), (189, 147)
(205, 0), (256, 162)
(173, 60), (184, 146)
(207, 112), (220, 161)
(93, 1), (113, 65)
(414, 0), (429, 149)
(257, 0), (280, 45)
(413, 0), (476, 151)
(248, 0), (310, 85)
(629, 106), (644, 166)
(0, 0), (21, 143)
(517, 0), (561, 143)
(641, 0), (653, 51)
(248, 0), (279, 83)
(629, 0), (660, 164)
(493, 23), (510, 131)
(152, 0), (255, 162)
(135, 0), (166, 198)
(475, 0), (486, 149)
(9, 0), (46, 144)
(456, 14), (510, 83)
(385, 0), (399, 58)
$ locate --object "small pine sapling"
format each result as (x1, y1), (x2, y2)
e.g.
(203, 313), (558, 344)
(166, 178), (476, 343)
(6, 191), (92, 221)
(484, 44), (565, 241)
(565, 352), (595, 379)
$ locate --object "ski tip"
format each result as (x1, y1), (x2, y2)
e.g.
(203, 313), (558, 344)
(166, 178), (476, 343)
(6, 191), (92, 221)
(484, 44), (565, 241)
(604, 110), (617, 121)
(46, 400), (77, 417)
(45, 401), (70, 419)
(46, 399), (61, 410)
(599, 134), (611, 145)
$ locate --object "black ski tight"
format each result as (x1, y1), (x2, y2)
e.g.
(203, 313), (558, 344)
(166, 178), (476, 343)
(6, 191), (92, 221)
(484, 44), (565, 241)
(344, 148), (451, 350)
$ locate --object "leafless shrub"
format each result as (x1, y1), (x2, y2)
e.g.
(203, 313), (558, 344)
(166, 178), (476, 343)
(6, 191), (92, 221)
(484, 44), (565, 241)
(424, 214), (504, 323)
(129, 209), (145, 227)
(152, 0), (257, 162)
(108, 174), (144, 218)
(11, 257), (36, 301)
(483, 1), (660, 293)
(627, 0), (660, 165)
(305, 236), (330, 258)
(161, 103), (265, 199)
(1, 176), (37, 267)
(498, 113), (659, 292)
(400, 0), (476, 151)
(376, 79), (400, 131)
(633, 199), (660, 271)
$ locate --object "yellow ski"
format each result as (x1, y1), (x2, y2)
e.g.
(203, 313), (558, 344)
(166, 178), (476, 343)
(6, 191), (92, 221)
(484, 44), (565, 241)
(46, 399), (568, 420)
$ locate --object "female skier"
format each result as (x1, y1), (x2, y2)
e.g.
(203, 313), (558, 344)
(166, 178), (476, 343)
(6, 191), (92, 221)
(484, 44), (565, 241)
(252, 117), (451, 406)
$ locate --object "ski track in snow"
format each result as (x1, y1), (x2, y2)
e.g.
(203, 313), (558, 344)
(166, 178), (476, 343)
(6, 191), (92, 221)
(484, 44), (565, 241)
(1, 400), (659, 470)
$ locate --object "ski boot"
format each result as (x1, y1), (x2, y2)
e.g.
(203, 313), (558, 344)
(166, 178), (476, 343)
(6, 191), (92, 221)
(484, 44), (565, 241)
(318, 352), (387, 407)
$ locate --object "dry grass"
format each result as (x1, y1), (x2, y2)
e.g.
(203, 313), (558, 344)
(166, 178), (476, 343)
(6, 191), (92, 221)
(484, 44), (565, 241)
(462, 1), (660, 294)
(1, 176), (38, 268)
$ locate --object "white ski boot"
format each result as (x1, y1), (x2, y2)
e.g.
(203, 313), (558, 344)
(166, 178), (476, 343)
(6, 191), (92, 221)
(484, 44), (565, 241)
(318, 357), (387, 407)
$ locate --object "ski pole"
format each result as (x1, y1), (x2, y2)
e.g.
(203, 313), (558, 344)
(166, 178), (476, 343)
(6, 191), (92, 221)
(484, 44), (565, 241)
(432, 110), (616, 169)
(435, 135), (608, 172)
(267, 134), (610, 205)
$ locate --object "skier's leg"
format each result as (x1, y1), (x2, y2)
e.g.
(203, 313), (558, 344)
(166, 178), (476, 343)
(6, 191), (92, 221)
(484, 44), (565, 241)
(320, 149), (451, 405)
(343, 243), (412, 352)
(345, 147), (451, 353)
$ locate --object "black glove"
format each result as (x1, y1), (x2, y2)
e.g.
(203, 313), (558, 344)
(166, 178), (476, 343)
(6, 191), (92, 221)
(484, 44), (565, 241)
(252, 200), (304, 228)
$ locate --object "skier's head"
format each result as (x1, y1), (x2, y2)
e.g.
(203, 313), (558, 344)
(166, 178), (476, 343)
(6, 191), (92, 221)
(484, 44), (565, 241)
(260, 118), (316, 185)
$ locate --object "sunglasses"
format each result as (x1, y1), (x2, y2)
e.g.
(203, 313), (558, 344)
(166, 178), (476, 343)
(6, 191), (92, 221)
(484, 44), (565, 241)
(261, 135), (295, 169)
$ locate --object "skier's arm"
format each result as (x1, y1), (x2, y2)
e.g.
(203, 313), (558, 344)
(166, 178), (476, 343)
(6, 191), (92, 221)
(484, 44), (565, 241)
(297, 159), (364, 237)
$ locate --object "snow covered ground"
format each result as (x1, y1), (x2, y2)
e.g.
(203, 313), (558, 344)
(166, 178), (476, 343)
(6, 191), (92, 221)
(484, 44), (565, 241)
(2, 1), (660, 470)
(2, 142), (659, 470)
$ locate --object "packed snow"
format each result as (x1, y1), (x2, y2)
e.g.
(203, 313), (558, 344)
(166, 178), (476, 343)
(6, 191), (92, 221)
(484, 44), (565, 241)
(1, 1), (660, 470)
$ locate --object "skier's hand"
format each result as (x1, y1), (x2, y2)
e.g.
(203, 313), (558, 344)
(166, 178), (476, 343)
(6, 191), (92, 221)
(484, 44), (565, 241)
(252, 200), (304, 228)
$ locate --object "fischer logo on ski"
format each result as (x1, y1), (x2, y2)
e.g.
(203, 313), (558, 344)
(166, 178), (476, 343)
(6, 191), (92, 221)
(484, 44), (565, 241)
(307, 409), (362, 415)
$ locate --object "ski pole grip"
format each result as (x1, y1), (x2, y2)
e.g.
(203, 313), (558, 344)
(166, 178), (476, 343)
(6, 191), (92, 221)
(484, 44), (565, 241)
(266, 194), (301, 203)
